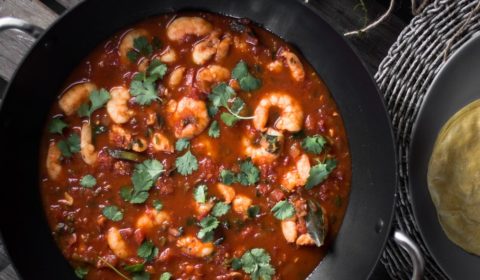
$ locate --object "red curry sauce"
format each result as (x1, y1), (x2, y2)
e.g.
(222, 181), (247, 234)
(40, 12), (351, 280)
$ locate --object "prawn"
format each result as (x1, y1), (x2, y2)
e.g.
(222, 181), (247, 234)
(58, 82), (96, 116)
(118, 29), (149, 64)
(80, 123), (97, 165)
(166, 97), (210, 139)
(167, 17), (213, 41)
(176, 236), (214, 257)
(281, 154), (311, 191)
(107, 86), (134, 124)
(46, 142), (62, 180)
(253, 92), (304, 132)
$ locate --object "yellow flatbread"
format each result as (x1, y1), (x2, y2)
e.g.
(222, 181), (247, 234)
(428, 99), (480, 255)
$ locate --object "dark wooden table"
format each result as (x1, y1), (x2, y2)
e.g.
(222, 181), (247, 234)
(0, 0), (411, 279)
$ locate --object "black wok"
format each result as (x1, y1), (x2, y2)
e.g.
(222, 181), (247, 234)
(0, 0), (422, 279)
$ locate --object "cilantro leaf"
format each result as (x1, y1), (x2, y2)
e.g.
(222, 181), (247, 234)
(147, 59), (167, 80)
(232, 61), (261, 92)
(77, 89), (111, 118)
(77, 103), (90, 118)
(248, 205), (260, 219)
(160, 272), (172, 280)
(212, 202), (230, 217)
(132, 272), (150, 280)
(175, 138), (190, 151)
(271, 200), (295, 220)
(48, 117), (68, 134)
(130, 191), (149, 204)
(220, 169), (236, 185)
(153, 200), (163, 211)
(305, 159), (337, 190)
(208, 120), (220, 138)
(239, 74), (262, 92)
(135, 159), (165, 181)
(57, 133), (80, 158)
(240, 248), (275, 280)
(236, 159), (260, 186)
(120, 186), (133, 201)
(133, 36), (153, 56)
(137, 240), (158, 261)
(74, 267), (89, 279)
(80, 174), (96, 188)
(130, 73), (160, 106)
(220, 112), (239, 127)
(127, 49), (140, 63)
(209, 83), (235, 109)
(302, 135), (327, 154)
(197, 216), (219, 242)
(132, 170), (154, 192)
(123, 263), (144, 273)
(193, 184), (208, 204)
(102, 205), (123, 221)
(175, 150), (199, 176)
(90, 89), (111, 113)
(231, 258), (243, 270)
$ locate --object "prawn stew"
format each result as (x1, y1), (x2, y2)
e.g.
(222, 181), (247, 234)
(40, 12), (351, 280)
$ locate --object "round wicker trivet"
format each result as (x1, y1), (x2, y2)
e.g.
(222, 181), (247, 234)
(374, 0), (480, 279)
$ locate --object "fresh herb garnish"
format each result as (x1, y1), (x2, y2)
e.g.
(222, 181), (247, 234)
(208, 83), (254, 127)
(57, 133), (81, 158)
(231, 61), (262, 92)
(153, 200), (163, 211)
(247, 205), (261, 218)
(122, 159), (165, 204)
(74, 266), (89, 279)
(236, 159), (260, 186)
(302, 135), (327, 154)
(123, 263), (144, 273)
(175, 138), (190, 151)
(271, 200), (295, 220)
(80, 174), (96, 188)
(208, 120), (220, 138)
(305, 158), (337, 189)
(130, 59), (167, 106)
(102, 205), (123, 221)
(175, 150), (199, 176)
(49, 117), (68, 134)
(236, 248), (275, 280)
(132, 271), (150, 280)
(220, 169), (236, 185)
(137, 240), (158, 261)
(193, 184), (208, 204)
(127, 36), (161, 63)
(159, 272), (172, 280)
(77, 88), (111, 118)
(197, 215), (220, 242)
(212, 202), (230, 217)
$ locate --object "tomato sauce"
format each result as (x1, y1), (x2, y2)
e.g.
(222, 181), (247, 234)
(39, 12), (351, 280)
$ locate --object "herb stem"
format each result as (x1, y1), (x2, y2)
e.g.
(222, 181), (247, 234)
(98, 257), (131, 280)
(226, 106), (254, 120)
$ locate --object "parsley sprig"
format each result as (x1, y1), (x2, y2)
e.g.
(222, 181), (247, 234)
(302, 135), (327, 154)
(48, 117), (68, 134)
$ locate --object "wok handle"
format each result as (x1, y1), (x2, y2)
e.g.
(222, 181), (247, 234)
(393, 231), (425, 280)
(0, 17), (44, 102)
(0, 17), (44, 39)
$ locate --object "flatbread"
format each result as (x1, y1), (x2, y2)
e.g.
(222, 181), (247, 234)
(428, 99), (480, 255)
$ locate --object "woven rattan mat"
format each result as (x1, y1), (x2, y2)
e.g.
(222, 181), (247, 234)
(374, 0), (480, 279)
